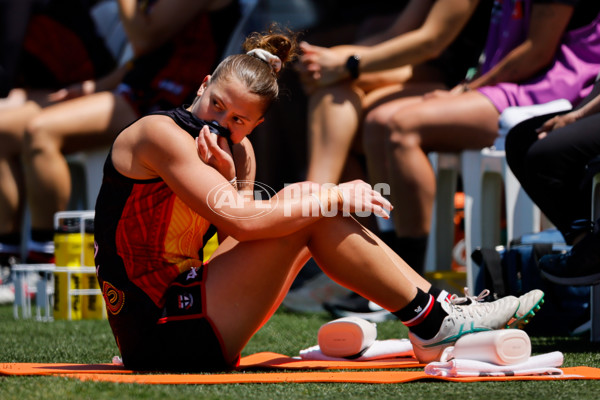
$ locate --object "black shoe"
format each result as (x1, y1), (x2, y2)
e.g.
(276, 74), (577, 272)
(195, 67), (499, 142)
(539, 231), (600, 285)
(323, 292), (395, 323)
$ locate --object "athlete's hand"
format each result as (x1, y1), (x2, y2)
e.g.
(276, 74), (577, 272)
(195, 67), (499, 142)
(196, 125), (235, 181)
(337, 180), (392, 219)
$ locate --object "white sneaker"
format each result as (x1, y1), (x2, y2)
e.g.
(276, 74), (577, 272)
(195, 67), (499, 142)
(408, 295), (520, 363)
(507, 289), (545, 329)
(449, 288), (492, 305)
(449, 288), (545, 330)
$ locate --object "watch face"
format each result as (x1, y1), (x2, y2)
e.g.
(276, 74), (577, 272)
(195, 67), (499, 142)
(345, 55), (360, 79)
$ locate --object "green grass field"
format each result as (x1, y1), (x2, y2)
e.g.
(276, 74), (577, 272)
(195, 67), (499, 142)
(2, 304), (600, 399)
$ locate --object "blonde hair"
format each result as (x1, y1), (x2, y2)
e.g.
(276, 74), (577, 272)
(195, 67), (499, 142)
(209, 24), (299, 112)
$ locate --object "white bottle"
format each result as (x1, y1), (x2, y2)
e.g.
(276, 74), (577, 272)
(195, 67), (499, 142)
(318, 316), (377, 358)
(440, 329), (531, 365)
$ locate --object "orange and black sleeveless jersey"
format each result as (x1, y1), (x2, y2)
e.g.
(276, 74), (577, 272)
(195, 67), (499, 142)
(94, 106), (218, 308)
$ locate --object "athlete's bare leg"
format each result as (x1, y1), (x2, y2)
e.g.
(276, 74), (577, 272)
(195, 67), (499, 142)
(205, 214), (430, 364)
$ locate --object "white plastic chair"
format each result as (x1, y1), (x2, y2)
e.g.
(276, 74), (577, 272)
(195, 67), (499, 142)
(426, 148), (540, 291)
(461, 148), (541, 290)
(66, 149), (109, 209)
(425, 152), (461, 273)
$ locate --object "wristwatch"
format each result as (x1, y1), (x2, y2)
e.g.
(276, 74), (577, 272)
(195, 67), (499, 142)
(345, 54), (361, 80)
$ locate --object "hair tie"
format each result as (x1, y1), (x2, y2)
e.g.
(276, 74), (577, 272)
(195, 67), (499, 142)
(246, 49), (282, 73)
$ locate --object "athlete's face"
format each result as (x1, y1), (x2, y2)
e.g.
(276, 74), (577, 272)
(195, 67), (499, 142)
(192, 75), (265, 144)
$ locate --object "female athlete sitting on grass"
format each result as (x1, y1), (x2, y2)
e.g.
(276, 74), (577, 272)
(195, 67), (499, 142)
(94, 26), (543, 372)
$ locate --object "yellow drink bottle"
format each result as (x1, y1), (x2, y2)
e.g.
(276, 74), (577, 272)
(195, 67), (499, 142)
(53, 216), (82, 320)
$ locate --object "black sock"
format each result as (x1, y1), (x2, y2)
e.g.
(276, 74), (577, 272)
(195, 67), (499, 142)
(393, 235), (428, 276)
(428, 286), (451, 303)
(393, 288), (448, 340)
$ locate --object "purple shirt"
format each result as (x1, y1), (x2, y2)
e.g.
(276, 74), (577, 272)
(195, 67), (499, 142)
(477, 0), (600, 112)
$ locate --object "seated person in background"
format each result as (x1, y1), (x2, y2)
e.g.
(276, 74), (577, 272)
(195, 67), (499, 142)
(505, 76), (600, 286)
(94, 26), (541, 369)
(0, 0), (115, 268)
(290, 0), (492, 319)
(361, 0), (600, 277)
(297, 0), (492, 273)
(18, 0), (241, 263)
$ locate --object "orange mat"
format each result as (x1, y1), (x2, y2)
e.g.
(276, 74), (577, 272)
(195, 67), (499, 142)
(0, 362), (129, 376)
(0, 352), (421, 376)
(2, 353), (600, 384)
(61, 367), (600, 384)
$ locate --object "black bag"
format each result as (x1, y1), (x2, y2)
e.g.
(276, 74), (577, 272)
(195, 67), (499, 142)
(471, 229), (590, 336)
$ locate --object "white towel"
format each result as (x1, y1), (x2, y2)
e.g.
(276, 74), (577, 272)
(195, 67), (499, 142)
(425, 351), (564, 377)
(495, 99), (573, 150)
(299, 339), (415, 361)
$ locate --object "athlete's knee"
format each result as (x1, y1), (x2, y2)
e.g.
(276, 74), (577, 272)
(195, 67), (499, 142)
(23, 114), (59, 154)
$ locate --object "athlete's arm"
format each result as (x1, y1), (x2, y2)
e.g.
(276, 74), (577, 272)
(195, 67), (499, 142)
(115, 116), (390, 242)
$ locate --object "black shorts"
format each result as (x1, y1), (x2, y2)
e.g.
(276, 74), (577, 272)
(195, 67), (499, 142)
(100, 265), (236, 372)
